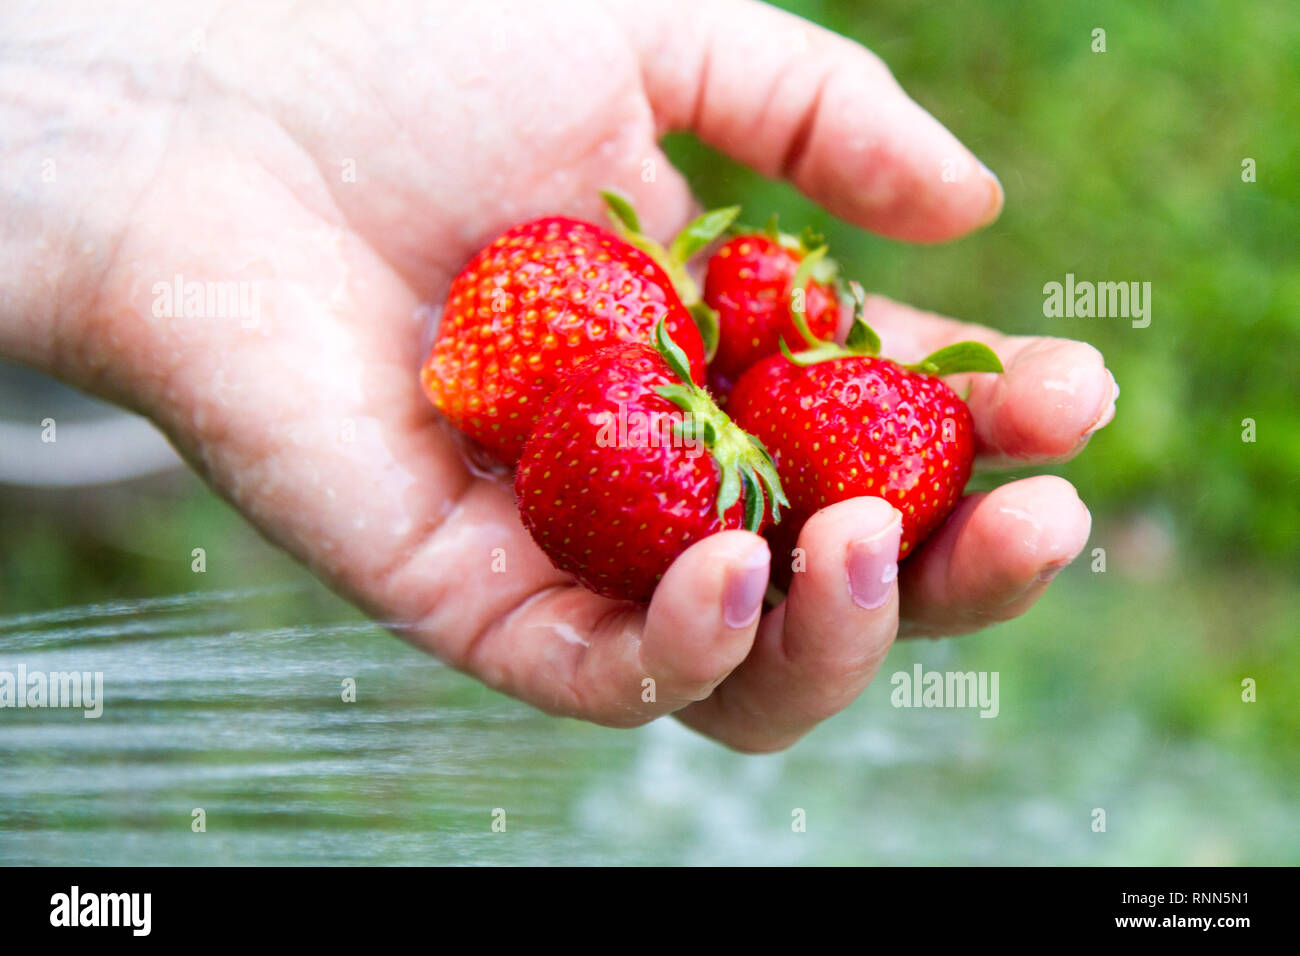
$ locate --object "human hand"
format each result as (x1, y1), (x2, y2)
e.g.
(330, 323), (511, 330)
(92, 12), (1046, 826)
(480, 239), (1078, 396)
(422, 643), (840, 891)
(1, 0), (1115, 751)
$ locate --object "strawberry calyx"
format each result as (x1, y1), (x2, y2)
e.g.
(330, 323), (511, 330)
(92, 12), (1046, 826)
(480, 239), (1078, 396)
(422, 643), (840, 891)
(651, 320), (789, 531)
(760, 215), (841, 284)
(601, 190), (740, 363)
(728, 214), (842, 287)
(780, 281), (1004, 377)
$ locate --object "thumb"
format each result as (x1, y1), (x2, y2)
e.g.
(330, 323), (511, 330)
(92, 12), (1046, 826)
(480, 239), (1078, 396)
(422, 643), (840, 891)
(607, 0), (1002, 242)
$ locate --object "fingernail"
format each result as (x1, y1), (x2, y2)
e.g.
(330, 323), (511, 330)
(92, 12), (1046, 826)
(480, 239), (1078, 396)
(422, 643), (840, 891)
(847, 515), (903, 610)
(977, 161), (1004, 227)
(723, 544), (770, 629)
(1037, 559), (1071, 583)
(1080, 371), (1120, 441)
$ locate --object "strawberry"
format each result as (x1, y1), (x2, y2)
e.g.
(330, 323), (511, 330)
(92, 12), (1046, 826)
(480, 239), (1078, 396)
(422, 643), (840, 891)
(515, 322), (787, 602)
(727, 284), (1002, 558)
(420, 195), (737, 464)
(703, 222), (841, 398)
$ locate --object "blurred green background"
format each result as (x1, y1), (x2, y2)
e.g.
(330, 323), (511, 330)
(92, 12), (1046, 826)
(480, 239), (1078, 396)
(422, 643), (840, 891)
(1, 0), (1297, 864)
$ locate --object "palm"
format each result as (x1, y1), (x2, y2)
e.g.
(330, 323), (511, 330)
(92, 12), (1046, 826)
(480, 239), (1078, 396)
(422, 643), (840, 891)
(36, 0), (1114, 751)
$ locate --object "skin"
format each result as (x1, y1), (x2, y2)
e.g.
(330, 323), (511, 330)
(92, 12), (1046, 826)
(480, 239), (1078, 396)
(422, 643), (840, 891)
(1, 0), (1114, 752)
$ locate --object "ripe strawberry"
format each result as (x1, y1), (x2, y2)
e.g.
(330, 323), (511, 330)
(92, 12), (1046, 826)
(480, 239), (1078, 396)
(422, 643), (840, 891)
(703, 222), (841, 398)
(727, 284), (1002, 558)
(420, 195), (737, 464)
(516, 322), (787, 602)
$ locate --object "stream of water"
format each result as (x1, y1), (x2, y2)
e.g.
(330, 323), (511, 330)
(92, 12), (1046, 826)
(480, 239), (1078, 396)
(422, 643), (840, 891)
(0, 580), (1294, 865)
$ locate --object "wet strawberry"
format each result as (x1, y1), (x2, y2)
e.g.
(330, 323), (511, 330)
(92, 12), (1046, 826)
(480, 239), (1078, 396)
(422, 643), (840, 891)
(421, 196), (736, 464)
(515, 322), (786, 602)
(727, 284), (1002, 558)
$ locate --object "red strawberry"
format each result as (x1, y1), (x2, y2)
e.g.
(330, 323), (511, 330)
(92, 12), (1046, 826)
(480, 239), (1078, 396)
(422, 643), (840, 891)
(421, 195), (737, 464)
(728, 284), (1002, 558)
(516, 322), (787, 602)
(703, 223), (841, 398)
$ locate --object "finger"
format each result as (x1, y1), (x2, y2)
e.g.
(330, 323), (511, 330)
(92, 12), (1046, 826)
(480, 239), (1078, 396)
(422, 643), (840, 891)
(898, 476), (1092, 638)
(678, 497), (901, 752)
(856, 295), (1120, 467)
(614, 0), (1002, 241)
(640, 530), (769, 707)
(385, 490), (767, 726)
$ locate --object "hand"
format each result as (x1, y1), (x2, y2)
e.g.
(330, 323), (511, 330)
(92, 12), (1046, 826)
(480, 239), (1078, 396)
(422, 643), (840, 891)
(1, 0), (1115, 751)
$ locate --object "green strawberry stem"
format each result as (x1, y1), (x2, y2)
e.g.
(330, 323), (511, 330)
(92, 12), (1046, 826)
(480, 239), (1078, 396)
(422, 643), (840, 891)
(652, 321), (789, 531)
(781, 280), (1004, 376)
(741, 215), (837, 281)
(601, 190), (740, 362)
(787, 244), (832, 348)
